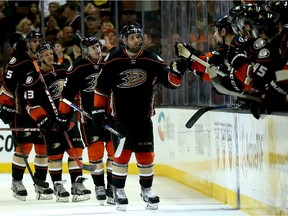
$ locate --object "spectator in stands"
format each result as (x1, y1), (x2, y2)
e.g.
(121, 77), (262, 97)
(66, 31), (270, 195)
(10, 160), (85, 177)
(100, 21), (114, 39)
(99, 9), (112, 23)
(27, 12), (41, 32)
(58, 2), (81, 32)
(0, 0), (15, 57)
(42, 0), (66, 18)
(9, 17), (32, 50)
(28, 2), (39, 15)
(102, 28), (117, 56)
(144, 33), (160, 55)
(120, 8), (140, 29)
(54, 39), (73, 69)
(85, 15), (101, 37)
(84, 2), (99, 19)
(57, 25), (75, 58)
(44, 1), (63, 27)
(45, 14), (61, 43)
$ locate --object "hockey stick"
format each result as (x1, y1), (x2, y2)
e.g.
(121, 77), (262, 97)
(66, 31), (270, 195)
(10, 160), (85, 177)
(32, 61), (96, 172)
(13, 137), (49, 188)
(0, 128), (39, 131)
(63, 131), (96, 172)
(62, 98), (126, 158)
(185, 104), (236, 129)
(189, 54), (262, 101)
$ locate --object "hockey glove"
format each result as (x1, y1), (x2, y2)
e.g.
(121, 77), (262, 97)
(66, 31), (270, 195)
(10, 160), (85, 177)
(55, 114), (69, 133)
(174, 42), (201, 60)
(0, 105), (16, 125)
(37, 116), (52, 135)
(91, 107), (111, 130)
(170, 59), (187, 77)
(208, 52), (222, 67)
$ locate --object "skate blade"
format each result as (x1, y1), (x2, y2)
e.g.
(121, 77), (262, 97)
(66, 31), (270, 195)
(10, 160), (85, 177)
(107, 197), (116, 205)
(56, 196), (69, 202)
(72, 194), (90, 202)
(36, 193), (53, 200)
(116, 204), (127, 211)
(13, 193), (26, 201)
(98, 200), (105, 206)
(145, 203), (158, 210)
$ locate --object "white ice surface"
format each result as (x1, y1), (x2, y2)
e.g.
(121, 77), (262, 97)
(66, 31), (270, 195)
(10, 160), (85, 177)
(0, 174), (249, 216)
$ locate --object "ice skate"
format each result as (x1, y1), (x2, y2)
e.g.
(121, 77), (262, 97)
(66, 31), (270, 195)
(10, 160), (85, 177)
(34, 182), (53, 200)
(106, 184), (115, 205)
(11, 179), (27, 201)
(95, 185), (106, 205)
(114, 187), (128, 211)
(71, 176), (91, 202)
(53, 180), (70, 202)
(140, 187), (160, 210)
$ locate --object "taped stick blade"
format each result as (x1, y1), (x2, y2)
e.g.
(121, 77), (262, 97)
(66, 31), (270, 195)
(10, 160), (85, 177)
(114, 137), (126, 158)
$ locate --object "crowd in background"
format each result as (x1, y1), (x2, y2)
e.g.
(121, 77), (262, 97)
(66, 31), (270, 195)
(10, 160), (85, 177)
(0, 0), (163, 68)
(0, 0), (247, 107)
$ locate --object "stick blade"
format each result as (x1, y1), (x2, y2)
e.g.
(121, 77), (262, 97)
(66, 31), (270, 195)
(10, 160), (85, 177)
(114, 137), (126, 158)
(185, 107), (214, 129)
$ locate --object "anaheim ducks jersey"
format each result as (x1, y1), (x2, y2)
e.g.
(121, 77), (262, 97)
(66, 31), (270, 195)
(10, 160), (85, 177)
(0, 53), (36, 114)
(24, 63), (66, 122)
(235, 37), (286, 92)
(59, 56), (104, 123)
(94, 49), (182, 122)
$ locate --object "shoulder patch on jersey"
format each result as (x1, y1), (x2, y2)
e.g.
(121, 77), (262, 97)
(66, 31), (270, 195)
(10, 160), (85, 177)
(239, 36), (246, 43)
(258, 48), (270, 59)
(156, 55), (164, 62)
(9, 57), (17, 64)
(26, 76), (33, 85)
(254, 38), (266, 50)
(104, 53), (110, 62)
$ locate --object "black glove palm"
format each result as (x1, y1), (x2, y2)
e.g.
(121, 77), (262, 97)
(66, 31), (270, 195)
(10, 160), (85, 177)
(55, 114), (69, 133)
(91, 107), (110, 130)
(170, 59), (187, 77)
(37, 116), (52, 135)
(0, 105), (16, 125)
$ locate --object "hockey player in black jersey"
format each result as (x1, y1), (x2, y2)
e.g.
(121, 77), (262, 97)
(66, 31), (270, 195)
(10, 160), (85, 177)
(91, 24), (188, 211)
(232, 10), (288, 118)
(24, 42), (91, 202)
(58, 36), (115, 205)
(0, 31), (53, 201)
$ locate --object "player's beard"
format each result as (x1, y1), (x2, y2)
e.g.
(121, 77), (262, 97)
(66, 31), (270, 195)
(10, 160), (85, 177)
(127, 43), (142, 54)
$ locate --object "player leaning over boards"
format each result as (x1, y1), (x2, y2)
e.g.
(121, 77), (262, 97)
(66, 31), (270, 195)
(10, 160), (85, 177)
(24, 42), (91, 202)
(0, 31), (53, 201)
(91, 24), (188, 211)
(58, 36), (115, 205)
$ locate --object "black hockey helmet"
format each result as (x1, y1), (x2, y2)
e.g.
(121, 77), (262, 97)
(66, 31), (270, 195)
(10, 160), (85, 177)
(80, 36), (102, 50)
(227, 4), (247, 34)
(25, 30), (44, 43)
(214, 14), (233, 34)
(264, 1), (288, 24)
(120, 24), (143, 40)
(36, 42), (54, 58)
(252, 11), (280, 38)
